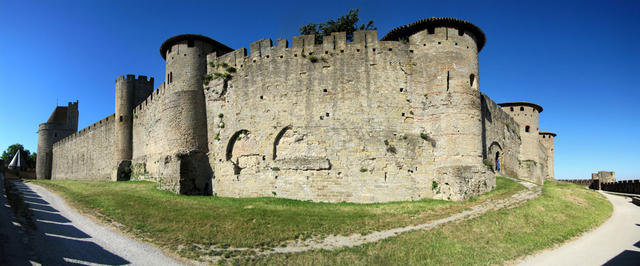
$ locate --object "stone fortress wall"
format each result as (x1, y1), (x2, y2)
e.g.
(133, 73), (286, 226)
(203, 24), (494, 202)
(539, 131), (556, 180)
(36, 101), (78, 180)
(481, 95), (521, 178)
(37, 17), (556, 202)
(51, 114), (115, 180)
(498, 103), (555, 183)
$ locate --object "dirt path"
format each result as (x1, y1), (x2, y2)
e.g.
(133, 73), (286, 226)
(516, 191), (640, 266)
(13, 180), (184, 265)
(199, 177), (542, 262)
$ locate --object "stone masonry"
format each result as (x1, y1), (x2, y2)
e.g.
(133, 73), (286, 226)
(37, 17), (556, 202)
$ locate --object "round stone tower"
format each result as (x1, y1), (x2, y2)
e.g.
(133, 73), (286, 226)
(539, 131), (556, 180)
(36, 123), (56, 179)
(498, 102), (544, 183)
(382, 18), (491, 200)
(159, 34), (232, 194)
(114, 75), (154, 181)
(498, 102), (543, 159)
(36, 101), (78, 179)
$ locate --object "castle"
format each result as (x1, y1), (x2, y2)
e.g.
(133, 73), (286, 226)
(36, 17), (556, 203)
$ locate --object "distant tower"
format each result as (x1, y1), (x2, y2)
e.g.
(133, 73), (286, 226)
(114, 75), (153, 181)
(539, 131), (556, 180)
(159, 34), (232, 194)
(36, 101), (79, 179)
(498, 102), (544, 184)
(382, 18), (491, 199)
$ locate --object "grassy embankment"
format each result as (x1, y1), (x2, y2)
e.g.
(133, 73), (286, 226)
(30, 177), (520, 258)
(29, 178), (612, 264)
(240, 181), (613, 265)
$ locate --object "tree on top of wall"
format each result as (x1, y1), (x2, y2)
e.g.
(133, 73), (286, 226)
(299, 8), (376, 44)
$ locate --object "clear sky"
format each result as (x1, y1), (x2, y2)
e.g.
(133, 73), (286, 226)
(0, 0), (638, 180)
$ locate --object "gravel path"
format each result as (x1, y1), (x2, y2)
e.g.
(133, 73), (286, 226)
(517, 191), (640, 266)
(14, 180), (183, 265)
(198, 177), (542, 262)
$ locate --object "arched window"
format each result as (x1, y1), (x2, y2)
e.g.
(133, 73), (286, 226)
(525, 125), (530, 133)
(520, 106), (524, 111)
(510, 107), (514, 112)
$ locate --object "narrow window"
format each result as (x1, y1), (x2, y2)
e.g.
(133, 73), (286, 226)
(119, 116), (123, 122)
(446, 71), (450, 91)
(510, 107), (514, 112)
(520, 106), (524, 111)
(525, 125), (530, 132)
(469, 74), (475, 87)
(54, 133), (57, 138)
(427, 27), (435, 34)
(187, 39), (194, 47)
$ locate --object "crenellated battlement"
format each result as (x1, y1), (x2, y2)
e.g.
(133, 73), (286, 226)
(207, 26), (480, 78)
(53, 114), (115, 147)
(40, 17), (556, 200)
(132, 82), (167, 115)
(116, 74), (154, 84)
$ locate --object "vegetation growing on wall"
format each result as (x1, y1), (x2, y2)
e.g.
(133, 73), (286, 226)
(299, 9), (376, 44)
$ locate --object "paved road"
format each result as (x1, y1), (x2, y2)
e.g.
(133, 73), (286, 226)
(518, 192), (640, 266)
(2, 177), (183, 265)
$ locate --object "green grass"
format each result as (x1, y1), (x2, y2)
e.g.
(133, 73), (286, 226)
(237, 181), (612, 265)
(29, 177), (521, 258)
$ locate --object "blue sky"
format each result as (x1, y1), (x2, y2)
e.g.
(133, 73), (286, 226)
(0, 0), (638, 179)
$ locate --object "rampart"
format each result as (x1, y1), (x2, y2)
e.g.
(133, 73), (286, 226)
(51, 114), (116, 180)
(558, 179), (597, 187)
(130, 81), (189, 188)
(37, 17), (556, 203)
(601, 180), (640, 194)
(203, 23), (494, 202)
(480, 94), (521, 178)
(498, 102), (554, 184)
(36, 101), (78, 179)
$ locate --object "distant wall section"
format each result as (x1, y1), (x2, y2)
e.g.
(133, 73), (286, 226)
(51, 115), (116, 180)
(481, 94), (520, 178)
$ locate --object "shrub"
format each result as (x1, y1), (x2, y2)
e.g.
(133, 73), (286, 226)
(309, 56), (319, 63)
(359, 168), (367, 173)
(386, 145), (397, 154)
(483, 159), (493, 170)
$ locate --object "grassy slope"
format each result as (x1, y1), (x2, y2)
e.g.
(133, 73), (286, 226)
(239, 181), (612, 265)
(30, 177), (520, 252)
